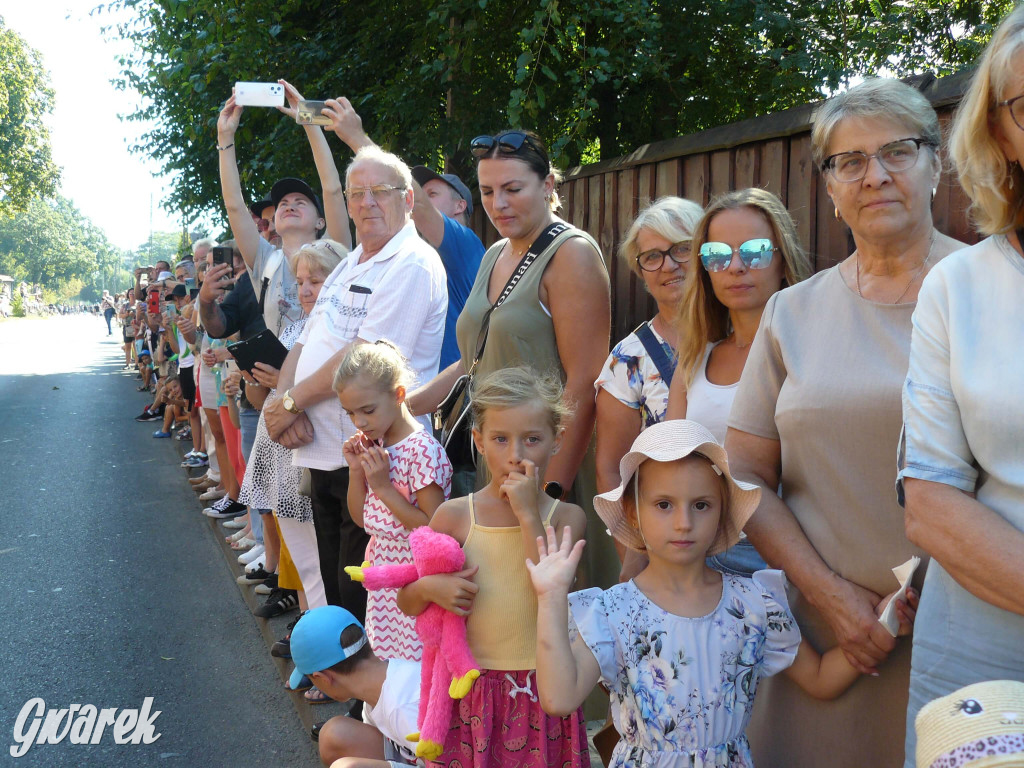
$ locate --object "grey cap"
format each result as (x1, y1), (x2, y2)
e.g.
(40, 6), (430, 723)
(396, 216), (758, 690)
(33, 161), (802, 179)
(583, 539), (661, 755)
(410, 166), (473, 217)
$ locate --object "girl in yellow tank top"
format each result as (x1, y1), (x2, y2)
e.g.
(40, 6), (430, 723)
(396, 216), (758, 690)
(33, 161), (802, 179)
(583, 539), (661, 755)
(398, 366), (591, 767)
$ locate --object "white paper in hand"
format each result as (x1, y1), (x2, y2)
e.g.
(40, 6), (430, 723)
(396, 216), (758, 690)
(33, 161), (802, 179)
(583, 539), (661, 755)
(878, 556), (921, 637)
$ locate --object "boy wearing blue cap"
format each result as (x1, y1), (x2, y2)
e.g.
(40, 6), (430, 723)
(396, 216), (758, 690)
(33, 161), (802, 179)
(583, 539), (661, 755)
(290, 606), (421, 767)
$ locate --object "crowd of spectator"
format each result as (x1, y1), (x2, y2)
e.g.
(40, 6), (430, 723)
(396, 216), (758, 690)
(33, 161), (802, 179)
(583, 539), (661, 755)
(114, 11), (1024, 765)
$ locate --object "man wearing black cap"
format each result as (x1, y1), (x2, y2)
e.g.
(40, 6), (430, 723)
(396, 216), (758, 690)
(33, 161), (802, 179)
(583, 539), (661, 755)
(216, 82), (351, 337)
(325, 98), (484, 370)
(248, 197), (281, 248)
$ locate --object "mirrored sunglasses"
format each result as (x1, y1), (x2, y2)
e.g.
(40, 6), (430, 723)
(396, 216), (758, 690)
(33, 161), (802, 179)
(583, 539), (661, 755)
(699, 239), (776, 272)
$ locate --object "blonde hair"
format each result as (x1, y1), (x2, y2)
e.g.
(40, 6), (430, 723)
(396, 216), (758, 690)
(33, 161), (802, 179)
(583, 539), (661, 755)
(288, 239), (345, 281)
(470, 366), (571, 432)
(618, 197), (704, 277)
(332, 340), (414, 395)
(675, 189), (811, 388)
(810, 78), (941, 171)
(950, 4), (1024, 235)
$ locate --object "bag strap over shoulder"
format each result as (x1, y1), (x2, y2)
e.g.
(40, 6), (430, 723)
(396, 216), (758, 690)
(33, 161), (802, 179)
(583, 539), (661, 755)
(633, 321), (676, 387)
(470, 221), (571, 372)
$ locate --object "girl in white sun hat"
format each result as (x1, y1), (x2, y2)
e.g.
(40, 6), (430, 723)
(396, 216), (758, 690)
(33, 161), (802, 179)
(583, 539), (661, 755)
(529, 419), (919, 767)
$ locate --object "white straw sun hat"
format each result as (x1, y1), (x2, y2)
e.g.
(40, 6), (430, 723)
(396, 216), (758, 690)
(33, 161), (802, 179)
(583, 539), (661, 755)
(916, 680), (1024, 768)
(593, 420), (761, 554)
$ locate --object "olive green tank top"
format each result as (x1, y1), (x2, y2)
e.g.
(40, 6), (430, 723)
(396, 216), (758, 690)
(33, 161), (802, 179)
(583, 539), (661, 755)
(454, 225), (603, 382)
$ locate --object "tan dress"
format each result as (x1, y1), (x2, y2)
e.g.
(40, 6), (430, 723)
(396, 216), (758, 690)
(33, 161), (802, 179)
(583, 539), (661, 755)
(728, 266), (928, 768)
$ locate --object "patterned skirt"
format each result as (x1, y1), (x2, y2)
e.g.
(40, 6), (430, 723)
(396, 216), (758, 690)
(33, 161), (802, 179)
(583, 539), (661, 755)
(427, 668), (590, 768)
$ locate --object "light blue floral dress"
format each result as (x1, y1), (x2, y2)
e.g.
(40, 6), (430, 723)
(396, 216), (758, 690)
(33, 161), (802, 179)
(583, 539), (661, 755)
(568, 570), (800, 767)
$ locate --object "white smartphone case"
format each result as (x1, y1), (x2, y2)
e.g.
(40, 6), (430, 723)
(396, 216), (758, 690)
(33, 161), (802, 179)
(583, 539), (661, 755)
(234, 82), (285, 108)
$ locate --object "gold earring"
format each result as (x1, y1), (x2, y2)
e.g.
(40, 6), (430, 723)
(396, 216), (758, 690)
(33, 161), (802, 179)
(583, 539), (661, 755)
(834, 206), (841, 221)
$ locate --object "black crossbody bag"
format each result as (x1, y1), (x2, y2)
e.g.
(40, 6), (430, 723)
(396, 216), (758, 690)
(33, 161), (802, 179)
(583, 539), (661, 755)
(434, 222), (570, 471)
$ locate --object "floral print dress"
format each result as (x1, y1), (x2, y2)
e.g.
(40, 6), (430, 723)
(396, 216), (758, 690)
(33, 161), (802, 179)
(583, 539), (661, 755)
(567, 570), (800, 767)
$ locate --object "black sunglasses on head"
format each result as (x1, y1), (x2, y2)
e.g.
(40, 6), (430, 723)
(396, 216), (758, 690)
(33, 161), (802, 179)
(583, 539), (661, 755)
(470, 131), (548, 161)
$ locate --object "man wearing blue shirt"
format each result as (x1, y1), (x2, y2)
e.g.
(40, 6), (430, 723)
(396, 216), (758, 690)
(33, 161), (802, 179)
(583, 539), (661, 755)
(327, 100), (484, 369)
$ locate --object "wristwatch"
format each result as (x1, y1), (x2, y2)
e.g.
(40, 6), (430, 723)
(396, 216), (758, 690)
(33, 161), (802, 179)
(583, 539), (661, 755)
(282, 389), (304, 414)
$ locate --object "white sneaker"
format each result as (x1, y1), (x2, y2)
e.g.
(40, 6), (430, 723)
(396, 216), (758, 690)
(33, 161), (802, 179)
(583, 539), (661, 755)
(199, 487), (226, 502)
(238, 544), (265, 565)
(254, 582), (274, 595)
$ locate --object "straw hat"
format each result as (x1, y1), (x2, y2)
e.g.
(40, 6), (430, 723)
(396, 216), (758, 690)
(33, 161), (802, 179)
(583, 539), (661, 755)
(916, 680), (1024, 768)
(593, 420), (761, 554)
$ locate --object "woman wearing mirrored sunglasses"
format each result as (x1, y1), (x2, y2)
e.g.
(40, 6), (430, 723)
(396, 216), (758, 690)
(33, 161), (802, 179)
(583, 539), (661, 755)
(724, 79), (966, 768)
(408, 130), (610, 500)
(662, 189), (809, 574)
(898, 7), (1024, 767)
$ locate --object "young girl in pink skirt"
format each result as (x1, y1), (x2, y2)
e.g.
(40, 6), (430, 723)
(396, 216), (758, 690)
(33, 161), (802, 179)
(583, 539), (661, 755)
(398, 366), (591, 767)
(335, 341), (452, 662)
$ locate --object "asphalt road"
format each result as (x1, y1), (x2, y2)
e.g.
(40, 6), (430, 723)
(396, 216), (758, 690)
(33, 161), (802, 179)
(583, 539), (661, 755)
(0, 314), (321, 767)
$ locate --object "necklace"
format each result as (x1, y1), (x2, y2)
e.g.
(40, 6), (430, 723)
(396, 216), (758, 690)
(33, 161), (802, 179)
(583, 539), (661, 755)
(855, 231), (935, 304)
(727, 332), (752, 349)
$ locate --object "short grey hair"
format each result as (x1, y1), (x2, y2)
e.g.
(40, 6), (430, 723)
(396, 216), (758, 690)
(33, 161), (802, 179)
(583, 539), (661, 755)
(192, 237), (217, 258)
(618, 196), (704, 277)
(810, 78), (941, 171)
(345, 145), (413, 191)
(174, 260), (196, 279)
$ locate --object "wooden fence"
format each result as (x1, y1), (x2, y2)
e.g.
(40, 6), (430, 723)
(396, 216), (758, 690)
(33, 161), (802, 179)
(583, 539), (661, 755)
(468, 70), (979, 345)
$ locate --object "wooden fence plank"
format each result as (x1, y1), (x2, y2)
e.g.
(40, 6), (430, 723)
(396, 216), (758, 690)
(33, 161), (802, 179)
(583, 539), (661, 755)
(709, 149), (733, 198)
(655, 158), (682, 198)
(682, 154), (710, 205)
(734, 145), (759, 189)
(760, 139), (787, 202)
(786, 134), (816, 263)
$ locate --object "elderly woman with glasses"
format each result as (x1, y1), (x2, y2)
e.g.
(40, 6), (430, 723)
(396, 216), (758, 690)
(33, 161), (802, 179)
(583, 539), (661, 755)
(596, 197), (703, 500)
(723, 80), (965, 767)
(897, 7), (1024, 764)
(408, 130), (610, 497)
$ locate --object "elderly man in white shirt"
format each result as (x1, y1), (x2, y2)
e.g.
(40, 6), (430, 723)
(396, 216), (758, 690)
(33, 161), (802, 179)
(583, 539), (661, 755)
(264, 145), (448, 615)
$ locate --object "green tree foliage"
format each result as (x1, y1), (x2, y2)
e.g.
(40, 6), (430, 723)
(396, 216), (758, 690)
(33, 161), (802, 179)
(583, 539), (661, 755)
(105, 0), (1014, 223)
(0, 196), (130, 301)
(0, 16), (61, 215)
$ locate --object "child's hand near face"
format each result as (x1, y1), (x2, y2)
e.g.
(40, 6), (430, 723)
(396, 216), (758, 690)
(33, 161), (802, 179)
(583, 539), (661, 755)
(360, 445), (392, 495)
(342, 433), (367, 479)
(501, 459), (540, 520)
(527, 525), (586, 598)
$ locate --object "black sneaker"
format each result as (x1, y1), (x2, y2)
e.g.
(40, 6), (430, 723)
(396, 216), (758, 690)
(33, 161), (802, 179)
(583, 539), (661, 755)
(204, 499), (247, 519)
(135, 410), (161, 422)
(236, 565), (274, 585)
(271, 612), (303, 658)
(254, 588), (299, 618)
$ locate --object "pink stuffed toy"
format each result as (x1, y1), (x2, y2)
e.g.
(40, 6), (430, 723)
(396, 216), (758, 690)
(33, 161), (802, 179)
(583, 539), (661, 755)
(345, 526), (480, 760)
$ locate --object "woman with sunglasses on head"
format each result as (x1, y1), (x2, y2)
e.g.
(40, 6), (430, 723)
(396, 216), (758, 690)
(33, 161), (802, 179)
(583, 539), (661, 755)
(408, 130), (610, 497)
(723, 80), (965, 768)
(594, 197), (702, 540)
(898, 7), (1024, 765)
(662, 189), (810, 579)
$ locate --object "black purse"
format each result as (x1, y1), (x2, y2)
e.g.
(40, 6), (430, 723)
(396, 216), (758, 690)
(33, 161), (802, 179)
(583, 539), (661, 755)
(434, 222), (571, 475)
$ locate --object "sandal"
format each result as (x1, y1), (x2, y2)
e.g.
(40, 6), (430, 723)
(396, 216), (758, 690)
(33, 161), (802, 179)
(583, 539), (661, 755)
(230, 537), (257, 550)
(286, 674), (312, 692)
(304, 685), (333, 705)
(225, 529), (251, 543)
